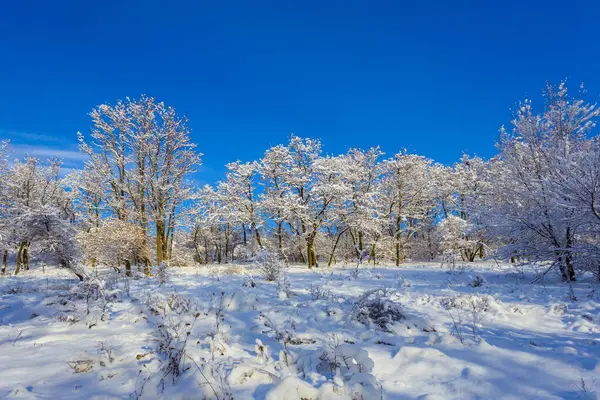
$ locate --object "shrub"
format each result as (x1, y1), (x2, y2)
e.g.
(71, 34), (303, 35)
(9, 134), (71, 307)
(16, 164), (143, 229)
(309, 284), (332, 300)
(351, 288), (404, 331)
(254, 250), (285, 282)
(469, 274), (486, 287)
(440, 294), (497, 313)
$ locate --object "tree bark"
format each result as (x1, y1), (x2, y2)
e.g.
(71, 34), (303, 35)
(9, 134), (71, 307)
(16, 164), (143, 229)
(254, 224), (263, 248)
(277, 218), (283, 252)
(15, 242), (25, 275)
(358, 231), (364, 252)
(23, 245), (29, 271)
(307, 236), (316, 269)
(395, 213), (403, 266)
(370, 243), (376, 264)
(327, 228), (348, 266)
(225, 235), (230, 264)
(156, 221), (165, 264)
(1, 250), (7, 274)
(565, 228), (576, 281)
(125, 259), (132, 277)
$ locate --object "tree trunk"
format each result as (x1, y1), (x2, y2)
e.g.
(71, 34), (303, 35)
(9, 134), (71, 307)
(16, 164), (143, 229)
(23, 244), (29, 270)
(254, 224), (263, 248)
(277, 220), (283, 252)
(395, 241), (404, 266)
(467, 247), (477, 262)
(204, 238), (209, 264)
(557, 253), (567, 281)
(15, 242), (25, 275)
(299, 246), (306, 264)
(156, 221), (165, 265)
(193, 243), (203, 264)
(395, 214), (403, 266)
(327, 231), (345, 267)
(307, 236), (316, 269)
(143, 258), (150, 276)
(358, 231), (364, 252)
(370, 243), (376, 264)
(125, 259), (132, 277)
(63, 260), (84, 281)
(167, 230), (174, 262)
(565, 228), (576, 281)
(1, 250), (7, 274)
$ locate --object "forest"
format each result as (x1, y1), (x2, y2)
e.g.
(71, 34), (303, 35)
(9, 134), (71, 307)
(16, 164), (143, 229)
(1, 82), (599, 283)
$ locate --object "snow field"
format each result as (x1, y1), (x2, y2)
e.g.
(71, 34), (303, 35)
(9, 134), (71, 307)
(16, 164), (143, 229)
(0, 263), (599, 399)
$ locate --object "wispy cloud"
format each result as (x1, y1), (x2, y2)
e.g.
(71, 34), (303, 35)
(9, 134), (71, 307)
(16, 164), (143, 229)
(0, 129), (66, 144)
(9, 144), (87, 163)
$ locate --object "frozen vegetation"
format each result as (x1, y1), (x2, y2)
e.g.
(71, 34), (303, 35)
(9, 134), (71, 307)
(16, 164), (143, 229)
(0, 262), (599, 399)
(1, 82), (600, 398)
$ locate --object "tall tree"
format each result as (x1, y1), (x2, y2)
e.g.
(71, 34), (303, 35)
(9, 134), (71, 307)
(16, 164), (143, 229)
(79, 96), (202, 265)
(485, 83), (600, 281)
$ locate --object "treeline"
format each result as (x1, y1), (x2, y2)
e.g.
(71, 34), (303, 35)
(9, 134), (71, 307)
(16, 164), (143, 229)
(1, 82), (600, 282)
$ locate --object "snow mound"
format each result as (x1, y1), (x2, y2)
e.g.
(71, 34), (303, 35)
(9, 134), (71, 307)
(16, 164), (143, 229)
(265, 376), (319, 400)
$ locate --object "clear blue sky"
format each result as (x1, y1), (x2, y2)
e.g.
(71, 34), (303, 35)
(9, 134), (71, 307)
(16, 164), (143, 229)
(1, 1), (599, 183)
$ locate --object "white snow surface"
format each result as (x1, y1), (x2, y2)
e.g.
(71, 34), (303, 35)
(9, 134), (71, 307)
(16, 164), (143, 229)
(0, 262), (599, 399)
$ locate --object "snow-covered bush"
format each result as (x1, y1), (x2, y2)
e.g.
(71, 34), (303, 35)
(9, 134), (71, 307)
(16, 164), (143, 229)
(351, 288), (404, 331)
(79, 218), (148, 276)
(549, 303), (568, 316)
(259, 314), (298, 366)
(318, 342), (374, 376)
(144, 292), (201, 386)
(277, 272), (293, 298)
(254, 249), (285, 282)
(242, 275), (257, 288)
(156, 262), (168, 286)
(397, 274), (412, 288)
(469, 274), (486, 287)
(440, 294), (499, 313)
(309, 284), (332, 300)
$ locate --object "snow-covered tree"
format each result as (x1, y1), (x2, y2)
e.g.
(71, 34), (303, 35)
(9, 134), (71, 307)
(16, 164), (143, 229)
(443, 155), (492, 262)
(2, 157), (75, 274)
(221, 161), (263, 249)
(79, 95), (202, 266)
(258, 144), (294, 258)
(0, 140), (10, 273)
(336, 147), (384, 263)
(484, 82), (600, 280)
(13, 205), (84, 280)
(378, 153), (436, 265)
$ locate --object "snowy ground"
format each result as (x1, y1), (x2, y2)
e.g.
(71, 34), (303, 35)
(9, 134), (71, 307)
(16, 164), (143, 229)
(1, 262), (599, 399)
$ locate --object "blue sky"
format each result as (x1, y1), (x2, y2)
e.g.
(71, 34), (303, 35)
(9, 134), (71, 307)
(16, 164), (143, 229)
(1, 1), (599, 183)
